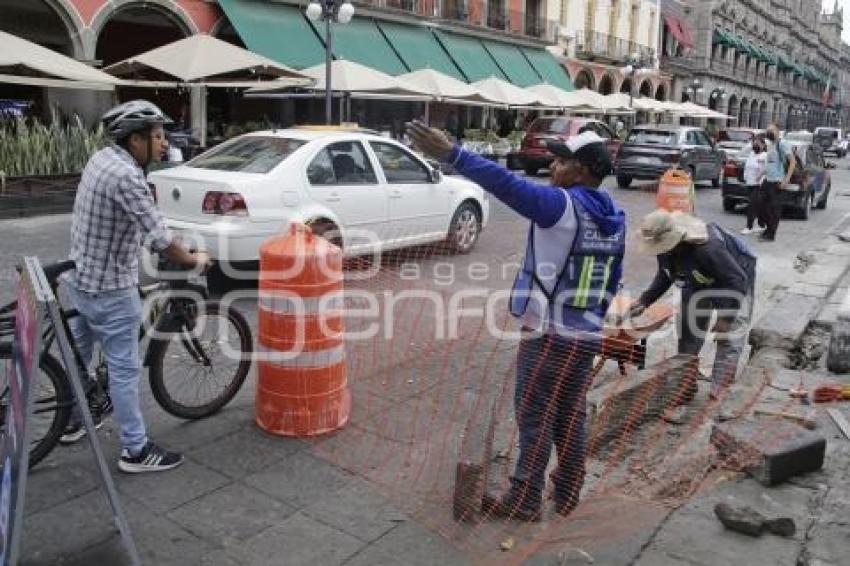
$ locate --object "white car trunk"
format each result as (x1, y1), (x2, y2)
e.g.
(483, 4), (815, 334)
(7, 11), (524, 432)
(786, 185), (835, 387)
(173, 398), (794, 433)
(149, 166), (258, 223)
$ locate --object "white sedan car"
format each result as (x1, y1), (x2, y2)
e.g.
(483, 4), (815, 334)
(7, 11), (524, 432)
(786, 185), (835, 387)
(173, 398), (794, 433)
(149, 128), (489, 263)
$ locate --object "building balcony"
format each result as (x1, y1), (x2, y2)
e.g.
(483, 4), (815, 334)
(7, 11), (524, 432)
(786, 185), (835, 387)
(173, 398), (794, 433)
(574, 30), (654, 65)
(355, 0), (556, 41)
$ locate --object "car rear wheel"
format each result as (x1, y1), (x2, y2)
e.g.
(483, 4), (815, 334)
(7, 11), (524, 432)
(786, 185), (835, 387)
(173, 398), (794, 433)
(307, 219), (343, 249)
(616, 175), (632, 189)
(445, 202), (481, 254)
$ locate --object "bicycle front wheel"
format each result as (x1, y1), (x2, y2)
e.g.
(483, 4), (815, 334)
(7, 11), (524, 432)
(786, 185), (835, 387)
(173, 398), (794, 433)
(147, 302), (252, 419)
(0, 344), (73, 468)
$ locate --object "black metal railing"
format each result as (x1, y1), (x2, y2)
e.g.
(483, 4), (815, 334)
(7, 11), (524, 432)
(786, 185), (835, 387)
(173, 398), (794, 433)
(574, 30), (654, 64)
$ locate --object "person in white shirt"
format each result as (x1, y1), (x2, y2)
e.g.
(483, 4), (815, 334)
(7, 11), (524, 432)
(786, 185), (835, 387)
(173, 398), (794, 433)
(741, 136), (768, 235)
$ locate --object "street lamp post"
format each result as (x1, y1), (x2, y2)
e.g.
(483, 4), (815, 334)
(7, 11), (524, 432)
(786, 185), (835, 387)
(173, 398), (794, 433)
(306, 0), (355, 125)
(685, 79), (704, 125)
(621, 53), (647, 125)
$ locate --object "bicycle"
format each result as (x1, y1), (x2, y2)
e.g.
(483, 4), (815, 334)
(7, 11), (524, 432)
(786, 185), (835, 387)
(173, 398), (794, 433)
(0, 256), (253, 468)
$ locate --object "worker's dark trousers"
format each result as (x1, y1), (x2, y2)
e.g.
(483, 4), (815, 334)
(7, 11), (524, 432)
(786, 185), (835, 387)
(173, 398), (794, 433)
(762, 182), (783, 240)
(508, 332), (598, 512)
(679, 281), (754, 396)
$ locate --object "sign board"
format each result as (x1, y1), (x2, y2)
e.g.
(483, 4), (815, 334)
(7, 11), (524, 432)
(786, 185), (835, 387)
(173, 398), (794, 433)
(0, 258), (140, 566)
(0, 257), (49, 564)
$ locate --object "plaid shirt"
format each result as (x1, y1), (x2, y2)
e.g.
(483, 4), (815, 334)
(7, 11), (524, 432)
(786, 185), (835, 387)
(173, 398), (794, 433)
(67, 145), (171, 292)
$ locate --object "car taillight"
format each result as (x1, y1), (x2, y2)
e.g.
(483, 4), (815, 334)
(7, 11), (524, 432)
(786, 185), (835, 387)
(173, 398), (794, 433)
(202, 191), (248, 216)
(148, 183), (157, 203)
(724, 162), (738, 177)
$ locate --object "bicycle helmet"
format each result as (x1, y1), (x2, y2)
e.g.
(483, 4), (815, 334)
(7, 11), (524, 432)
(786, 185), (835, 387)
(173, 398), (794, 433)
(101, 100), (174, 139)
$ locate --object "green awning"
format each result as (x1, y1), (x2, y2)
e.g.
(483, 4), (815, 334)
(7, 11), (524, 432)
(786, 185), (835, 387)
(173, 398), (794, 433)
(217, 0), (325, 69)
(521, 47), (574, 91)
(712, 28), (732, 46)
(777, 54), (794, 71)
(311, 17), (407, 75)
(376, 21), (464, 80)
(481, 41), (541, 87)
(433, 30), (506, 82)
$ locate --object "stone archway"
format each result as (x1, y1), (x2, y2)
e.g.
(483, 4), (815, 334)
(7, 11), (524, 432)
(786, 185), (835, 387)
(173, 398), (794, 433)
(749, 99), (760, 127)
(211, 15), (245, 47)
(639, 79), (652, 97)
(620, 77), (632, 95)
(574, 68), (595, 90)
(758, 100), (768, 129)
(598, 73), (615, 95)
(655, 84), (667, 101)
(739, 97), (749, 126)
(94, 2), (194, 67)
(0, 0), (85, 57)
(727, 95), (739, 123)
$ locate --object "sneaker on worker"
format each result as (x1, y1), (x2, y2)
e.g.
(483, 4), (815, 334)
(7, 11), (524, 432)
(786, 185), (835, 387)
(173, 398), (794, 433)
(59, 415), (104, 445)
(740, 228), (755, 235)
(118, 442), (184, 473)
(481, 492), (542, 522)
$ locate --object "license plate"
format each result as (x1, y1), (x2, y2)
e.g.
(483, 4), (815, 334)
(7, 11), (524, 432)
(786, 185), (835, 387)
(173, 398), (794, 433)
(635, 156), (653, 164)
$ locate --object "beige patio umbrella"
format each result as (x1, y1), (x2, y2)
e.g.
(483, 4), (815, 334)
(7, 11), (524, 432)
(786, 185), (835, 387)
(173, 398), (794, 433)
(559, 88), (612, 112)
(0, 30), (119, 90)
(103, 34), (312, 87)
(471, 76), (543, 107)
(525, 83), (576, 108)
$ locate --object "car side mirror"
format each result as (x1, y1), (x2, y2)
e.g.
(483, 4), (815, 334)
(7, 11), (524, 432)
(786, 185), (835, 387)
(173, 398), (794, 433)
(429, 168), (443, 183)
(426, 159), (442, 171)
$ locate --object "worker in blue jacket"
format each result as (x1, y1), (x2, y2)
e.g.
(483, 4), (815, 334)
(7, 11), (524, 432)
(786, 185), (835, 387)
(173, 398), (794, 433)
(407, 122), (626, 521)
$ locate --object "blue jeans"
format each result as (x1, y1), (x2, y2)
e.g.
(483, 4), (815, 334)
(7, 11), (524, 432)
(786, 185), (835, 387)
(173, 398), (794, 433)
(510, 332), (598, 511)
(64, 284), (147, 454)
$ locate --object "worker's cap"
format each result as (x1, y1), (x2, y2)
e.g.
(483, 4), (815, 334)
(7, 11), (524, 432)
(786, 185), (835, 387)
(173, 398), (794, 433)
(639, 209), (708, 255)
(547, 131), (613, 179)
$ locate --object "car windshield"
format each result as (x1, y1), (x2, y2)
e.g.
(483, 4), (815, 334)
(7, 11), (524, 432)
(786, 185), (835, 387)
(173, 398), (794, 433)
(528, 118), (572, 134)
(816, 129), (839, 139)
(785, 132), (813, 143)
(627, 130), (677, 144)
(188, 136), (306, 173)
(718, 130), (752, 143)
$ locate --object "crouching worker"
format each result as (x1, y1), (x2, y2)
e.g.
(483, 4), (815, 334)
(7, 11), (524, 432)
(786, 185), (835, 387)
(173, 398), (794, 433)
(406, 122), (626, 521)
(630, 210), (757, 399)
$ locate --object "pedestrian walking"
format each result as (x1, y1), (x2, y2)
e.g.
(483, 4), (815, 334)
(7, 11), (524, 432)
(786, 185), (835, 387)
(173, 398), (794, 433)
(61, 100), (210, 473)
(630, 210), (757, 399)
(406, 121), (626, 521)
(761, 125), (796, 241)
(741, 135), (767, 235)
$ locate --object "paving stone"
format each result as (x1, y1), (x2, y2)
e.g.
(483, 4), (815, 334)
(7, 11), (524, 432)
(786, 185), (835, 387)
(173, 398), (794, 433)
(191, 428), (306, 479)
(343, 546), (412, 566)
(23, 455), (102, 516)
(301, 478), (406, 542)
(806, 523), (850, 565)
(243, 451), (352, 509)
(586, 354), (700, 453)
(798, 261), (850, 288)
(145, 403), (255, 453)
(788, 282), (833, 299)
(117, 457), (231, 514)
(712, 420), (826, 486)
(238, 512), (364, 566)
(21, 489), (115, 564)
(824, 243), (850, 257)
(350, 521), (473, 566)
(750, 294), (821, 350)
(167, 483), (297, 547)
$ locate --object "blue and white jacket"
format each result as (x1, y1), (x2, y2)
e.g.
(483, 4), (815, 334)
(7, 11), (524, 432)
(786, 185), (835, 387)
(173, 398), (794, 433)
(448, 145), (626, 335)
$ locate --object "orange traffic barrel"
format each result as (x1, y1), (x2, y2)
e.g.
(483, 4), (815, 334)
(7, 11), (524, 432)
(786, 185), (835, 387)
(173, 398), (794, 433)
(255, 223), (350, 436)
(656, 168), (696, 214)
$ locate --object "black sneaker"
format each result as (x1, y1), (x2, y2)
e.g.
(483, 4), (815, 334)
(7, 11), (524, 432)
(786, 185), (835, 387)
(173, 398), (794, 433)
(59, 416), (104, 445)
(118, 442), (184, 474)
(481, 492), (542, 522)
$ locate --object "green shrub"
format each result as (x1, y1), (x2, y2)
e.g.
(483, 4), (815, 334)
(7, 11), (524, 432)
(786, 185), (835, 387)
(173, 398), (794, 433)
(0, 109), (107, 181)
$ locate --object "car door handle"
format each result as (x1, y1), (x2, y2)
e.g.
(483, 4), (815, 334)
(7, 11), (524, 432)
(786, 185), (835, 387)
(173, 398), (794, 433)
(389, 189), (403, 198)
(326, 192), (341, 202)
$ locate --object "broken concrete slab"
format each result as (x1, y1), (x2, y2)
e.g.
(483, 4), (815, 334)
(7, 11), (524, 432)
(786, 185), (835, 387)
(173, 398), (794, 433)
(788, 282), (833, 299)
(824, 243), (850, 257)
(714, 502), (766, 537)
(711, 420), (826, 486)
(750, 294), (821, 351)
(586, 354), (699, 454)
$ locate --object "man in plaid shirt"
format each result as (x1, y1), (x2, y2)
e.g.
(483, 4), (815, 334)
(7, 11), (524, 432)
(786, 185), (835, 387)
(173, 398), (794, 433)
(62, 100), (208, 473)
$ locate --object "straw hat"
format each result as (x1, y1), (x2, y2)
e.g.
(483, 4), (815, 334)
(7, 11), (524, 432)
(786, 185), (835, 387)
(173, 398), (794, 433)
(638, 210), (708, 255)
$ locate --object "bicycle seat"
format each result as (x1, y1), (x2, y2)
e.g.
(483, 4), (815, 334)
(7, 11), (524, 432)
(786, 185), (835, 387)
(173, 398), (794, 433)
(42, 260), (76, 285)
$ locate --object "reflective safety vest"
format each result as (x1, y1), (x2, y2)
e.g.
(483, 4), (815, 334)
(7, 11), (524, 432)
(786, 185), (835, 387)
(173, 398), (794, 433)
(510, 196), (626, 324)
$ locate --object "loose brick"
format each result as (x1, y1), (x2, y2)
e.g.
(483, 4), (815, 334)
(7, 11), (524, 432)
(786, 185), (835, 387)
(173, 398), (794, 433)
(710, 420), (826, 486)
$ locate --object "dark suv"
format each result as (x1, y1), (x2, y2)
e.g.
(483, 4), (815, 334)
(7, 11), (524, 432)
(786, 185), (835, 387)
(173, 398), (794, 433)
(615, 125), (724, 189)
(519, 117), (622, 176)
